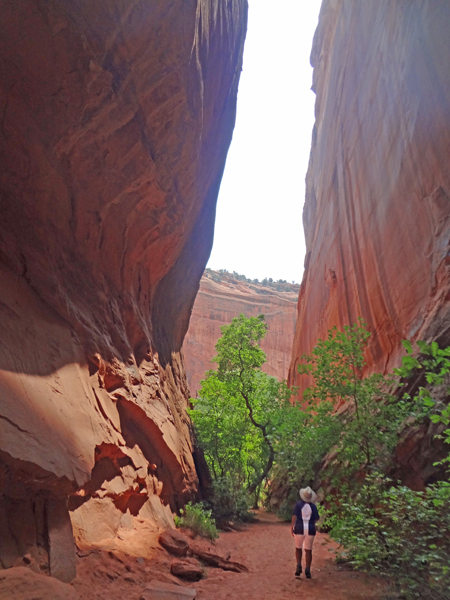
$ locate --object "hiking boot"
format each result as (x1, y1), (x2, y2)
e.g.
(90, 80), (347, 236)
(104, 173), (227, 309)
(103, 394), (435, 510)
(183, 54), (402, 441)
(295, 564), (302, 577)
(305, 567), (311, 579)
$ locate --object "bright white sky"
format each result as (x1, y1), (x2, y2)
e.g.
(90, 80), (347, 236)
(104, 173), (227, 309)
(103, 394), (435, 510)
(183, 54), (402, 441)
(207, 0), (323, 284)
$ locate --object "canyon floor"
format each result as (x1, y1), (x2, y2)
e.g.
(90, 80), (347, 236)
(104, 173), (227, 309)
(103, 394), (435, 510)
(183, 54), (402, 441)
(73, 511), (387, 600)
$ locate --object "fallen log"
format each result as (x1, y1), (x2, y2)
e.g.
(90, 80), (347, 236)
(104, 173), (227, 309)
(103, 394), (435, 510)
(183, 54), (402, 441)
(189, 544), (248, 573)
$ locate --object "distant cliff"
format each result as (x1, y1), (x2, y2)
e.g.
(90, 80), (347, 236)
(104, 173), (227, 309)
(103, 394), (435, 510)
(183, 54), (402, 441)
(184, 270), (298, 396)
(288, 0), (450, 487)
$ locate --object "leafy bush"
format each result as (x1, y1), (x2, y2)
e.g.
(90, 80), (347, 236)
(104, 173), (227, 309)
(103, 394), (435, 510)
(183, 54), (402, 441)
(322, 337), (450, 600)
(396, 339), (450, 471)
(208, 477), (253, 526)
(276, 490), (299, 522)
(326, 475), (450, 599)
(175, 502), (218, 541)
(271, 399), (340, 489)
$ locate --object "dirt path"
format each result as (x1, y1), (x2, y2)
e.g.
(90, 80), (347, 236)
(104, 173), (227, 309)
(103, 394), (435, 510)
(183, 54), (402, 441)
(193, 510), (387, 600)
(73, 510), (387, 599)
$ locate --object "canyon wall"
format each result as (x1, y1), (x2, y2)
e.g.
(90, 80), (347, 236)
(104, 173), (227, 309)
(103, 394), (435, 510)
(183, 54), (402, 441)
(183, 271), (298, 396)
(289, 0), (450, 485)
(0, 0), (247, 582)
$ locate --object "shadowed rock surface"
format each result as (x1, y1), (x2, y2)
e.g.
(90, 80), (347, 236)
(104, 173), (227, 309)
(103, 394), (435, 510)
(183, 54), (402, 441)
(0, 0), (247, 582)
(184, 270), (298, 396)
(170, 560), (203, 582)
(288, 0), (450, 486)
(0, 567), (78, 600)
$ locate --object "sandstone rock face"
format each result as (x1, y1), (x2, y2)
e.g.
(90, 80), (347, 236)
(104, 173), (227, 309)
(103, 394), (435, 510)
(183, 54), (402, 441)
(289, 0), (450, 394)
(288, 0), (450, 488)
(0, 0), (247, 579)
(183, 271), (299, 396)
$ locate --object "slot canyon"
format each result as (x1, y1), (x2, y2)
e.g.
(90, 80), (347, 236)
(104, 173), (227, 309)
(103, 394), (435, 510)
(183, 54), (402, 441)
(0, 0), (449, 599)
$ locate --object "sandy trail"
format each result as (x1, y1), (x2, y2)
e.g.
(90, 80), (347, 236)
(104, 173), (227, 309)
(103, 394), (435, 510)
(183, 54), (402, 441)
(193, 510), (387, 600)
(73, 510), (387, 599)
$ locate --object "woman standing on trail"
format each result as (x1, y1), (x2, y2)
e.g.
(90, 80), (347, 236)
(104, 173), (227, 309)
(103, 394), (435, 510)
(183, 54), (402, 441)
(291, 486), (320, 579)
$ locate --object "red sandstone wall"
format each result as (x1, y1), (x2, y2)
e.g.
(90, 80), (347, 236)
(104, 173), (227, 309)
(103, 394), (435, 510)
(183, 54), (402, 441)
(183, 272), (298, 396)
(289, 0), (450, 397)
(0, 0), (247, 580)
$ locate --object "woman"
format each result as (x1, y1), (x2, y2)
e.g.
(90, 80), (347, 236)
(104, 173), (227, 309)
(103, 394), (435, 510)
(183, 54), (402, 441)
(291, 486), (320, 578)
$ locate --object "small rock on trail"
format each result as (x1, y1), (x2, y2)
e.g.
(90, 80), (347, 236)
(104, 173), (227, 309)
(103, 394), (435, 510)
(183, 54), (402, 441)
(140, 580), (197, 600)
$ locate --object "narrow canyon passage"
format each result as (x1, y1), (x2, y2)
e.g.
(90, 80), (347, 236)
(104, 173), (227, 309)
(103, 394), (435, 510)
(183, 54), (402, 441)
(1, 0), (450, 597)
(192, 511), (386, 600)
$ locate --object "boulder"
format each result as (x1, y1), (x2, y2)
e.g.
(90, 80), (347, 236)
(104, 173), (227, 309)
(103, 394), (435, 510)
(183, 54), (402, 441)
(159, 530), (190, 557)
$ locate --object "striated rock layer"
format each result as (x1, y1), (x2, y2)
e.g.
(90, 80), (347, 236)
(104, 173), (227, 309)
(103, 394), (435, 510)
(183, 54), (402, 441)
(0, 0), (247, 582)
(184, 271), (298, 396)
(288, 0), (450, 484)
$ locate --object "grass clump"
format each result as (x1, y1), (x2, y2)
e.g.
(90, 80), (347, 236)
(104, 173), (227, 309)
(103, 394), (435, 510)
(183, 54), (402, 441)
(175, 501), (218, 541)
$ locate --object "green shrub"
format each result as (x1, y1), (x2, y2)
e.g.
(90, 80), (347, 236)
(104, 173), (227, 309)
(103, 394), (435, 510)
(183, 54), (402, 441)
(276, 498), (295, 522)
(209, 477), (252, 526)
(295, 331), (450, 599)
(274, 486), (300, 522)
(326, 475), (450, 599)
(175, 502), (218, 541)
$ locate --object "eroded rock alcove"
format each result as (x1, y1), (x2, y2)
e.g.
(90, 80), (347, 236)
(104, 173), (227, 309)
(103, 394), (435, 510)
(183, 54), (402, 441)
(0, 0), (247, 582)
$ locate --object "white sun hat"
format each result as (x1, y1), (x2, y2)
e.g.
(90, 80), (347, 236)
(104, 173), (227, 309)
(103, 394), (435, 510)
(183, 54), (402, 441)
(299, 486), (318, 503)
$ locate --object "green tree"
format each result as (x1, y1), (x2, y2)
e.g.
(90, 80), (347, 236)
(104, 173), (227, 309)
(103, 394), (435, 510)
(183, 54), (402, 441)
(190, 314), (295, 498)
(190, 375), (249, 481)
(215, 314), (296, 493)
(297, 321), (408, 484)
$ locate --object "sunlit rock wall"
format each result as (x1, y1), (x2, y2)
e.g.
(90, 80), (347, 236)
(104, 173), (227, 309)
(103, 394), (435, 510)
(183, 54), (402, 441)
(288, 0), (450, 487)
(289, 0), (450, 389)
(183, 272), (298, 396)
(0, 0), (247, 581)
